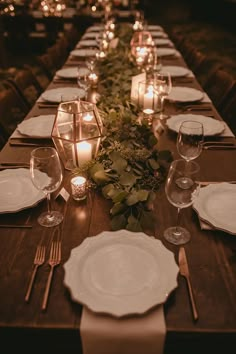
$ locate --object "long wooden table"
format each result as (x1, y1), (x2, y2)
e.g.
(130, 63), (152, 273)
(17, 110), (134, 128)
(0, 23), (236, 354)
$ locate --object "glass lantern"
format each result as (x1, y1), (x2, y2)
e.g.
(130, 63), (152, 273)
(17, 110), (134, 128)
(130, 31), (154, 69)
(52, 100), (103, 171)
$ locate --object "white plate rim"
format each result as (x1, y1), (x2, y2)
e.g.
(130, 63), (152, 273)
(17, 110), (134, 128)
(0, 168), (45, 213)
(63, 230), (179, 317)
(56, 67), (78, 79)
(161, 65), (191, 77)
(71, 48), (97, 57)
(17, 115), (55, 138)
(193, 183), (236, 235)
(166, 114), (225, 136)
(41, 87), (85, 103)
(157, 48), (176, 57)
(168, 86), (204, 102)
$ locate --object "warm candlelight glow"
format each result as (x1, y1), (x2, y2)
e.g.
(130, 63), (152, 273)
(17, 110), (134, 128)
(83, 113), (93, 122)
(73, 141), (92, 167)
(71, 176), (87, 201)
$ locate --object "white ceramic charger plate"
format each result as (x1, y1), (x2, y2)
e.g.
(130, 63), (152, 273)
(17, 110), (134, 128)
(70, 48), (98, 57)
(63, 230), (179, 317)
(0, 168), (45, 213)
(168, 87), (204, 102)
(161, 65), (191, 78)
(166, 114), (225, 136)
(41, 87), (85, 103)
(56, 67), (78, 79)
(17, 115), (55, 138)
(157, 48), (177, 57)
(193, 183), (236, 235)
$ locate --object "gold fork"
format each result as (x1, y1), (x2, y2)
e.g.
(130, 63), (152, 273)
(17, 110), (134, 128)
(25, 245), (45, 302)
(42, 241), (61, 311)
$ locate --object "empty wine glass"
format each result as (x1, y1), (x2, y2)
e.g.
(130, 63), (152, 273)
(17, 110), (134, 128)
(164, 159), (200, 245)
(30, 147), (63, 227)
(177, 120), (204, 188)
(154, 71), (172, 120)
(77, 66), (90, 100)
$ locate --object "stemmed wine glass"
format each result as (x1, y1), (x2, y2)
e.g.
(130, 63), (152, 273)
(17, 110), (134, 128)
(77, 66), (90, 100)
(30, 147), (63, 227)
(164, 159), (200, 245)
(177, 120), (204, 188)
(154, 71), (172, 120)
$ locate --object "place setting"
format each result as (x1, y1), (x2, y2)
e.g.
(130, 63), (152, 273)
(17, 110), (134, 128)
(37, 87), (86, 108)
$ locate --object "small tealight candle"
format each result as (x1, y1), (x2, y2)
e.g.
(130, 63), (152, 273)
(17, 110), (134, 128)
(71, 176), (87, 201)
(88, 72), (98, 88)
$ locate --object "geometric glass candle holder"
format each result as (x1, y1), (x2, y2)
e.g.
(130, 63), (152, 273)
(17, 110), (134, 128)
(130, 30), (154, 60)
(52, 100), (103, 170)
(138, 78), (160, 115)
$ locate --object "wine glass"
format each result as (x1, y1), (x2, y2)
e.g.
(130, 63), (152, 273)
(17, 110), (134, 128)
(154, 71), (172, 120)
(77, 66), (90, 100)
(164, 159), (200, 245)
(30, 147), (63, 228)
(177, 120), (204, 188)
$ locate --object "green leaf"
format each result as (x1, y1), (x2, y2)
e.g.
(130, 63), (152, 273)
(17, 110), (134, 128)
(111, 214), (127, 230)
(126, 219), (143, 232)
(111, 157), (127, 173)
(92, 170), (111, 185)
(110, 202), (127, 215)
(120, 172), (137, 187)
(148, 134), (158, 148)
(148, 158), (160, 170)
(102, 184), (115, 199)
(126, 191), (139, 206)
(112, 190), (128, 203)
(137, 189), (149, 201)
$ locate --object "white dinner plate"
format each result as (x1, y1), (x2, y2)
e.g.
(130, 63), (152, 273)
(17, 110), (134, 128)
(154, 38), (173, 46)
(63, 230), (179, 317)
(157, 48), (177, 57)
(150, 31), (168, 38)
(78, 39), (98, 47)
(17, 115), (55, 138)
(56, 67), (78, 79)
(161, 65), (191, 77)
(168, 87), (204, 102)
(148, 25), (164, 31)
(166, 114), (225, 136)
(70, 48), (98, 57)
(82, 32), (98, 39)
(0, 168), (45, 213)
(41, 87), (85, 103)
(86, 25), (103, 32)
(193, 183), (236, 235)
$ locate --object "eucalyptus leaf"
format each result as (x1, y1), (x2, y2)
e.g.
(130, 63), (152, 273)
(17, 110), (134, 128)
(111, 214), (127, 231)
(120, 172), (137, 187)
(110, 202), (127, 216)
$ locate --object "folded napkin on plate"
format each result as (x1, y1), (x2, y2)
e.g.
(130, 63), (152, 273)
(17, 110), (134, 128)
(81, 305), (166, 354)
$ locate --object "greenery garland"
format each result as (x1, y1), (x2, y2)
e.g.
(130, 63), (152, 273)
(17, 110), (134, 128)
(74, 24), (172, 232)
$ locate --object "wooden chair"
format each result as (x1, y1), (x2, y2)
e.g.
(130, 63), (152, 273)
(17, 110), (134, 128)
(220, 82), (236, 135)
(194, 57), (223, 89)
(203, 68), (235, 111)
(0, 85), (29, 145)
(4, 68), (43, 109)
(35, 52), (57, 81)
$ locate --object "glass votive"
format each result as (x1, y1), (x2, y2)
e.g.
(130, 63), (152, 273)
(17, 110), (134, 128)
(71, 176), (87, 201)
(138, 79), (160, 115)
(88, 71), (99, 88)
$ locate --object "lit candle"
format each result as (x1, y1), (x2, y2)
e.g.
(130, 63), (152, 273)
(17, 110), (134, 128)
(88, 72), (98, 87)
(143, 85), (155, 114)
(71, 176), (87, 201)
(83, 112), (93, 122)
(73, 141), (92, 167)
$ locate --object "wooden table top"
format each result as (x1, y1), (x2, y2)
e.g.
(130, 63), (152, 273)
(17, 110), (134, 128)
(0, 23), (236, 354)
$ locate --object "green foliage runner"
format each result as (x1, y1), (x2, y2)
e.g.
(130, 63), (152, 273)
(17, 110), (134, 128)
(74, 24), (172, 232)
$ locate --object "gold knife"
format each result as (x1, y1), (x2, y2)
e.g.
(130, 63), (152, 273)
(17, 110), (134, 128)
(178, 247), (198, 321)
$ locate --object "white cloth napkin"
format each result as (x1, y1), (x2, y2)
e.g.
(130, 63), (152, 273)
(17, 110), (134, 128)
(81, 305), (166, 354)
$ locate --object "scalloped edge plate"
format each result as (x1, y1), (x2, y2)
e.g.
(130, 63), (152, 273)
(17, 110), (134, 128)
(63, 230), (179, 317)
(193, 183), (236, 235)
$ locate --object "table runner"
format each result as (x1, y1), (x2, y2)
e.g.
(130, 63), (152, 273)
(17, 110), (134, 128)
(81, 305), (166, 354)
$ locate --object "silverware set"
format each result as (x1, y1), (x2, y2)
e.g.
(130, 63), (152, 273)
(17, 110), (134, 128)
(25, 241), (61, 310)
(179, 247), (198, 321)
(202, 141), (236, 150)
